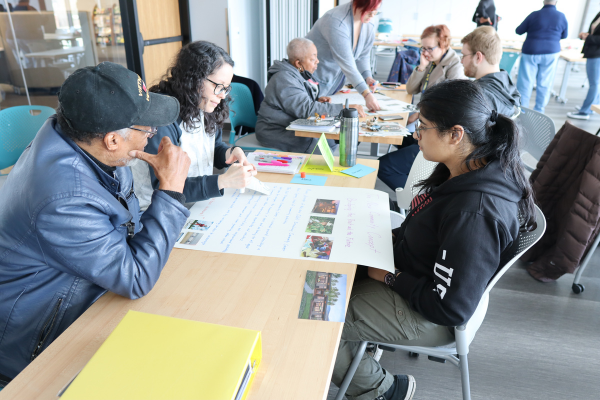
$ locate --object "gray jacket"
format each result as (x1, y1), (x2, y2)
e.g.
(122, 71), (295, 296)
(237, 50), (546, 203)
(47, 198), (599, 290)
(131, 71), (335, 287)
(305, 1), (374, 96)
(406, 48), (466, 94)
(476, 70), (521, 117)
(256, 60), (343, 153)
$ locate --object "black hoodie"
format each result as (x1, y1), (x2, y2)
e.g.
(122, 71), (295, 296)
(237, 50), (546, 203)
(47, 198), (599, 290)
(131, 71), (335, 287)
(391, 160), (521, 327)
(477, 70), (521, 117)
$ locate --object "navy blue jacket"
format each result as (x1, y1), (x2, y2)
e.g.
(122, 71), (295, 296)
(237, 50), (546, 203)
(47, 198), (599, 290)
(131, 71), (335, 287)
(0, 117), (190, 380)
(146, 120), (231, 202)
(516, 5), (568, 55)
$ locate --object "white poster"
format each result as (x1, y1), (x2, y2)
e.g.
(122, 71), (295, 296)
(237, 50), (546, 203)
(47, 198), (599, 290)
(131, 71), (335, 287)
(175, 183), (394, 273)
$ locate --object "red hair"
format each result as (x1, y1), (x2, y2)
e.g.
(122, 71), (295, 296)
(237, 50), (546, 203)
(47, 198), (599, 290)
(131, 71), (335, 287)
(421, 25), (451, 50)
(353, 0), (382, 17)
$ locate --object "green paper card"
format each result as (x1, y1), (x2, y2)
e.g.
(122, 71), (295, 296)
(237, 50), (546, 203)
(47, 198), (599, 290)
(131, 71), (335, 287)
(305, 133), (335, 171)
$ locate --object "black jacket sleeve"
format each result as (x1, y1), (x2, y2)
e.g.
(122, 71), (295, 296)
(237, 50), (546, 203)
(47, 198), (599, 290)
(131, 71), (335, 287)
(393, 211), (510, 327)
(213, 127), (232, 170)
(146, 123), (224, 203)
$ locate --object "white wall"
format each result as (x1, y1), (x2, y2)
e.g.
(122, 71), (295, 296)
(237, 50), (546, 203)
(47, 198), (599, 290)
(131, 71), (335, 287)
(188, 0), (229, 51)
(373, 0), (587, 40)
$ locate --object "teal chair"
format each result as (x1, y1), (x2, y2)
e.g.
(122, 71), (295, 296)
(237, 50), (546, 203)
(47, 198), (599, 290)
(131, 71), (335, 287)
(228, 82), (276, 152)
(499, 51), (521, 77)
(0, 105), (56, 173)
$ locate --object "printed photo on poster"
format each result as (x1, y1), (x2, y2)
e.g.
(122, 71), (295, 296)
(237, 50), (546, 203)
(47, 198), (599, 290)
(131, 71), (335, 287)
(311, 199), (340, 215)
(179, 232), (203, 246)
(300, 235), (333, 260)
(305, 216), (335, 234)
(187, 219), (213, 231)
(298, 271), (347, 322)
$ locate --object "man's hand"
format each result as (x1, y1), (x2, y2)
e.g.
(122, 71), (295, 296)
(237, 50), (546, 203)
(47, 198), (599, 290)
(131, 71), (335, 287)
(225, 147), (257, 172)
(368, 267), (388, 282)
(317, 96), (332, 103)
(129, 137), (190, 193)
(479, 17), (492, 25)
(580, 32), (590, 40)
(363, 93), (381, 112)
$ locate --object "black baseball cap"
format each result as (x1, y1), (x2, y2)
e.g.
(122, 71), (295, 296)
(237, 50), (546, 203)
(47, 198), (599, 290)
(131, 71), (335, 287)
(58, 62), (179, 133)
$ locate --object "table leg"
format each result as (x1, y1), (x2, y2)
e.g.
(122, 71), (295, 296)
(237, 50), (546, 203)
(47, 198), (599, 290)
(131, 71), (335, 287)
(557, 60), (573, 104)
(370, 143), (380, 157)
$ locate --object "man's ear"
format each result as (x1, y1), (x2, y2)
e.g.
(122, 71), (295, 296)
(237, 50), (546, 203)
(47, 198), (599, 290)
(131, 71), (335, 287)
(476, 51), (485, 64)
(103, 131), (121, 151)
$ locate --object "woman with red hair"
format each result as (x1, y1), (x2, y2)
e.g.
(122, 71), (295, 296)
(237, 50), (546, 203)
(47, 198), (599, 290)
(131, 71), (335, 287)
(306, 0), (382, 112)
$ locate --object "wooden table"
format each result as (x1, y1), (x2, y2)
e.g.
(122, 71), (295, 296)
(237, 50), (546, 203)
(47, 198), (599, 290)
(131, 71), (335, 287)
(0, 155), (379, 400)
(295, 88), (413, 157)
(556, 51), (586, 104)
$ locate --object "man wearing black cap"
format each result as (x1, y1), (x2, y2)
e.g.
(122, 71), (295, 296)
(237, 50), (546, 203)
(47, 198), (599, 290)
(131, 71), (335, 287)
(0, 62), (191, 386)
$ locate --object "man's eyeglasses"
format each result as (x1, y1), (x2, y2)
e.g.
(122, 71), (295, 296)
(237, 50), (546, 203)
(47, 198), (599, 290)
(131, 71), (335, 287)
(414, 121), (437, 139)
(206, 78), (232, 96)
(421, 46), (439, 53)
(460, 53), (474, 61)
(129, 126), (157, 138)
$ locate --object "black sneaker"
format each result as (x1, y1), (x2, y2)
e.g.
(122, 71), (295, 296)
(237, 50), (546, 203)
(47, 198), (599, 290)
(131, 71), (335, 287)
(375, 375), (416, 400)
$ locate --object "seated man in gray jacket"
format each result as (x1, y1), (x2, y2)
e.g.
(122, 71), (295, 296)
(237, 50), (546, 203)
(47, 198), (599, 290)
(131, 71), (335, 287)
(256, 37), (365, 154)
(0, 62), (191, 386)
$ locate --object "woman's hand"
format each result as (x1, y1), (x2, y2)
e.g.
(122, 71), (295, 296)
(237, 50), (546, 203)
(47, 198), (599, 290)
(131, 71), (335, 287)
(225, 147), (257, 172)
(367, 267), (388, 282)
(217, 163), (256, 189)
(418, 51), (430, 70)
(407, 112), (419, 124)
(580, 32), (590, 40)
(349, 104), (367, 118)
(364, 93), (381, 112)
(317, 96), (332, 103)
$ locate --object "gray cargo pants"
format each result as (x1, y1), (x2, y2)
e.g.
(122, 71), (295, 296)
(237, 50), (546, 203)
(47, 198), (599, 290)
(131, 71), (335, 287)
(331, 279), (455, 400)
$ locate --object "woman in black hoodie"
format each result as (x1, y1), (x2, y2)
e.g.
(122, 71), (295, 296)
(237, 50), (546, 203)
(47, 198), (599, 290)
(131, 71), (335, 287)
(331, 79), (535, 400)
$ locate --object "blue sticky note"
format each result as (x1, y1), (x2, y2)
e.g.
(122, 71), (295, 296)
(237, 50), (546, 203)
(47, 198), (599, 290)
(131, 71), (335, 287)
(340, 164), (377, 178)
(290, 174), (327, 186)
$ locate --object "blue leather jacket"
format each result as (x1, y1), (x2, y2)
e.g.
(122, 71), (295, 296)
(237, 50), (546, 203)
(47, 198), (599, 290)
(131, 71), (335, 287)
(0, 117), (190, 380)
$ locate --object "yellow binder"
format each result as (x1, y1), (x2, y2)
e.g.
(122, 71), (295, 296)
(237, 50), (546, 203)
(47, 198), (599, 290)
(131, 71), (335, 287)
(61, 310), (262, 400)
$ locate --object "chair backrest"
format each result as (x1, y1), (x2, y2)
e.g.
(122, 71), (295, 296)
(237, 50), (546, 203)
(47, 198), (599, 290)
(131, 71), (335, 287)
(395, 151), (437, 210)
(228, 82), (257, 142)
(516, 107), (556, 168)
(499, 51), (520, 76)
(390, 210), (405, 230)
(462, 205), (546, 344)
(0, 105), (55, 170)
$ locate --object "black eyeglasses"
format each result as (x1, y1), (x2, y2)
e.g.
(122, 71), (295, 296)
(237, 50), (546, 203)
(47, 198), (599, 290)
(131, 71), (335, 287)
(129, 126), (157, 138)
(206, 78), (232, 96)
(414, 121), (437, 139)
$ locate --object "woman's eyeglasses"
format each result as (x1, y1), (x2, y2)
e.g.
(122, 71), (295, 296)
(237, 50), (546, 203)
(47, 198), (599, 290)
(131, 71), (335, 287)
(421, 46), (439, 53)
(414, 121), (437, 139)
(206, 78), (232, 96)
(129, 126), (157, 138)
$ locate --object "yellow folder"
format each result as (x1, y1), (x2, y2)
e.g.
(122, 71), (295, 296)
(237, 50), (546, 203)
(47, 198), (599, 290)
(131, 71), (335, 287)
(61, 310), (262, 400)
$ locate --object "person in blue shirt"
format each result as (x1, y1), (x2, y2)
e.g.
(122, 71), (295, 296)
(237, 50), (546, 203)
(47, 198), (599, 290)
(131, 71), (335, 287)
(515, 0), (568, 113)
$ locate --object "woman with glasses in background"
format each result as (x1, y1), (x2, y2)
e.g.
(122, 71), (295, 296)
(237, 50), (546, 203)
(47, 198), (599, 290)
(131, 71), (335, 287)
(306, 0), (382, 112)
(131, 41), (256, 210)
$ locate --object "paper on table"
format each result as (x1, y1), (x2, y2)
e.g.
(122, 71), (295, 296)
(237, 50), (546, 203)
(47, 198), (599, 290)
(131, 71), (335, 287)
(304, 133), (335, 172)
(246, 177), (272, 195)
(290, 174), (327, 186)
(340, 164), (377, 178)
(174, 183), (394, 272)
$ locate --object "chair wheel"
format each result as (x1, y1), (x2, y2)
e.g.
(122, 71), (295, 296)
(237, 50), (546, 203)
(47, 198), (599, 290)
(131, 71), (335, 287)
(408, 351), (419, 358)
(572, 283), (585, 294)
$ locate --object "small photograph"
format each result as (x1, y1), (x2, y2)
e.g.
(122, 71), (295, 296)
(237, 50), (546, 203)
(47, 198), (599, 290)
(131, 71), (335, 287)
(179, 232), (203, 246)
(176, 231), (185, 242)
(298, 270), (347, 322)
(311, 199), (340, 215)
(305, 216), (335, 234)
(187, 219), (213, 231)
(300, 235), (334, 260)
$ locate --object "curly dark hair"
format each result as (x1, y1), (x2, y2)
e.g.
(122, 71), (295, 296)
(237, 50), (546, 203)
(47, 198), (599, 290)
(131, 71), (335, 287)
(150, 41), (234, 135)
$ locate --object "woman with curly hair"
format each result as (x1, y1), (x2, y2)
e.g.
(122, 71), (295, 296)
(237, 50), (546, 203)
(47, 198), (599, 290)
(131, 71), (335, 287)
(131, 41), (256, 210)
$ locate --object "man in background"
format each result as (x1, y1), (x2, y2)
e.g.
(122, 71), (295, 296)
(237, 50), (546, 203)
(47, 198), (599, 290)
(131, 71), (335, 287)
(516, 0), (568, 113)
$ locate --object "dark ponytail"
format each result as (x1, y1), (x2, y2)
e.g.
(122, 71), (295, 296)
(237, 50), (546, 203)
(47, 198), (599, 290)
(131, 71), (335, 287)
(416, 79), (535, 231)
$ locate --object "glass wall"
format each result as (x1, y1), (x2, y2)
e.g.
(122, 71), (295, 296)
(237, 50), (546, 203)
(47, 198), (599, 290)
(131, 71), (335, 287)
(0, 0), (128, 110)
